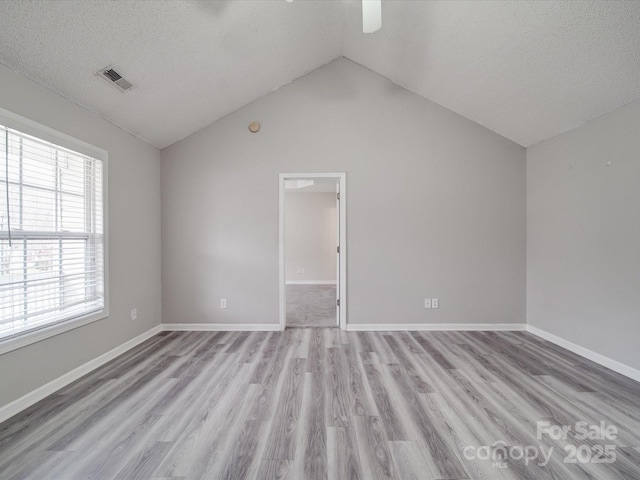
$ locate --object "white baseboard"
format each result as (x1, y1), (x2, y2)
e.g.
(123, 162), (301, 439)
(526, 325), (640, 382)
(345, 323), (527, 332)
(285, 280), (337, 285)
(0, 325), (162, 425)
(162, 323), (281, 332)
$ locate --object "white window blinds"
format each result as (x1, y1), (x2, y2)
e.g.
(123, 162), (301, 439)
(0, 124), (105, 341)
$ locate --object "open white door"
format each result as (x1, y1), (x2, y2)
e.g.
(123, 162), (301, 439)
(335, 182), (340, 327)
(279, 172), (346, 330)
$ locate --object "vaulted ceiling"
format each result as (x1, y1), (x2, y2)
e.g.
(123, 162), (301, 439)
(0, 0), (639, 149)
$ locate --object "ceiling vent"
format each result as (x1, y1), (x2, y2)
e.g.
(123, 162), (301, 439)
(97, 66), (133, 92)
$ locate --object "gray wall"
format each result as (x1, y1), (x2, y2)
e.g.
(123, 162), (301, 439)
(162, 58), (526, 326)
(527, 100), (640, 371)
(285, 192), (337, 282)
(0, 64), (162, 407)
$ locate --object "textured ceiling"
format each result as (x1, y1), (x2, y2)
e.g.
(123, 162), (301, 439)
(344, 0), (640, 147)
(0, 0), (344, 148)
(0, 1), (639, 149)
(286, 178), (338, 194)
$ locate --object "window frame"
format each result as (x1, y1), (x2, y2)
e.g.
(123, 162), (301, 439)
(0, 107), (109, 355)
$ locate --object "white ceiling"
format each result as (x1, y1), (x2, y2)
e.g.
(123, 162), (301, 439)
(0, 1), (639, 149)
(285, 178), (338, 194)
(343, 0), (640, 147)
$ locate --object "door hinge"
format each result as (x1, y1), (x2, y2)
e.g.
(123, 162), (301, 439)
(337, 299), (340, 307)
(337, 246), (340, 254)
(337, 193), (340, 200)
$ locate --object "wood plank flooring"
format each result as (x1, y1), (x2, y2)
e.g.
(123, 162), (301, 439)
(1, 329), (639, 479)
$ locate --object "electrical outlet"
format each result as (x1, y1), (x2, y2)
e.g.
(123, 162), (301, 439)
(220, 298), (227, 309)
(432, 298), (439, 309)
(301, 267), (305, 274)
(424, 299), (432, 309)
(130, 308), (137, 321)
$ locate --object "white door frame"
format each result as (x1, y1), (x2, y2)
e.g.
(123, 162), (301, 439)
(279, 172), (347, 330)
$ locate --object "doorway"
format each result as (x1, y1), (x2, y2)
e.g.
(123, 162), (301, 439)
(279, 173), (346, 330)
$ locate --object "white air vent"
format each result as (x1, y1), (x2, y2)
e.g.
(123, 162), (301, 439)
(97, 66), (133, 92)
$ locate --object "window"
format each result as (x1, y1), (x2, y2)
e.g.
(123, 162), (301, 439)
(0, 112), (106, 350)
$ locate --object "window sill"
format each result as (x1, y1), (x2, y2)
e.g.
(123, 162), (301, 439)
(0, 308), (109, 356)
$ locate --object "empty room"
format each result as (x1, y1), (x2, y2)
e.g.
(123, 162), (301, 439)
(0, 1), (639, 479)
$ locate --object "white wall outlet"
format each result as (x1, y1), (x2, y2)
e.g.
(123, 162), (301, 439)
(301, 267), (305, 274)
(130, 308), (137, 321)
(432, 298), (439, 309)
(220, 298), (227, 309)
(424, 299), (432, 309)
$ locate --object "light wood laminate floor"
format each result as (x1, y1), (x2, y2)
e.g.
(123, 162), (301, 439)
(1, 329), (639, 479)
